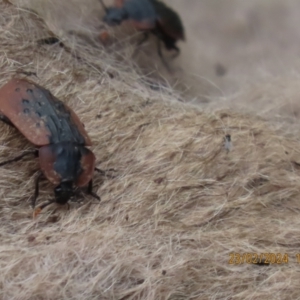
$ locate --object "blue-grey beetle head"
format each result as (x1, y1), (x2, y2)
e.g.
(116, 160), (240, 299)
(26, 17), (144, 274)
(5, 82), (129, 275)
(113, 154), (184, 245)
(103, 8), (128, 26)
(54, 181), (74, 204)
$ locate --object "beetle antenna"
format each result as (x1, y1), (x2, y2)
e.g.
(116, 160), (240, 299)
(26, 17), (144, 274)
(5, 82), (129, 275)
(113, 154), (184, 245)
(99, 0), (108, 12)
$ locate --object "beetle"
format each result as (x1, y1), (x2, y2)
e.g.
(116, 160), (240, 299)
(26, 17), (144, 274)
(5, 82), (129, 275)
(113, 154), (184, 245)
(0, 78), (102, 216)
(99, 0), (185, 69)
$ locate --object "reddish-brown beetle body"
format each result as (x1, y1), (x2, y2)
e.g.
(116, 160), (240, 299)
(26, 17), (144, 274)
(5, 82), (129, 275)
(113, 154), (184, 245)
(0, 78), (99, 212)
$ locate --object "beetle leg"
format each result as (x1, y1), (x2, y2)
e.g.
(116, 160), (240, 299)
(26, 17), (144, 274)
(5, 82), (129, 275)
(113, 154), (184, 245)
(95, 167), (117, 179)
(137, 32), (150, 47)
(87, 180), (101, 201)
(0, 114), (14, 127)
(156, 38), (171, 72)
(132, 32), (150, 57)
(15, 70), (38, 78)
(37, 37), (64, 48)
(99, 0), (108, 12)
(170, 45), (180, 59)
(31, 171), (44, 208)
(0, 150), (38, 167)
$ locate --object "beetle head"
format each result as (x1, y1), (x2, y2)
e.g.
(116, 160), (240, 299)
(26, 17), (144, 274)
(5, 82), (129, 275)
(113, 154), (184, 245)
(54, 181), (74, 204)
(103, 8), (128, 25)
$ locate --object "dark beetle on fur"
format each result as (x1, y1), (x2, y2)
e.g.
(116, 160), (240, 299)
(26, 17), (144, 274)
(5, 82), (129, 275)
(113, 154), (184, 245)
(99, 0), (185, 68)
(0, 78), (101, 216)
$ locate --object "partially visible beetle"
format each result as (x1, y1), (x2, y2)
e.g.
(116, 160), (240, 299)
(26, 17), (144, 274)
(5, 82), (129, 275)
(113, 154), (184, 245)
(99, 0), (185, 69)
(0, 78), (102, 216)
